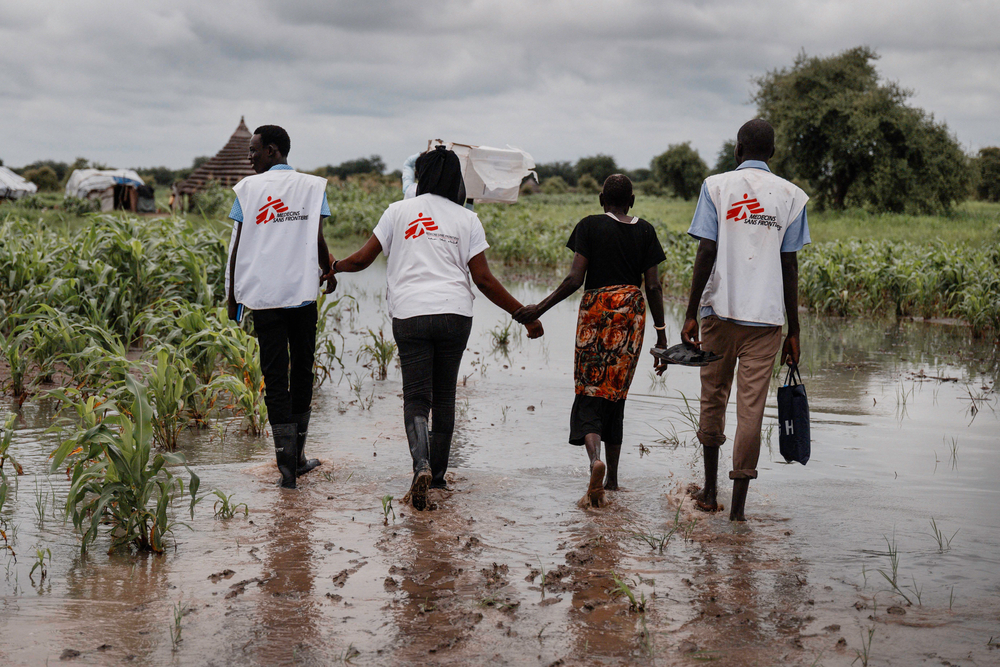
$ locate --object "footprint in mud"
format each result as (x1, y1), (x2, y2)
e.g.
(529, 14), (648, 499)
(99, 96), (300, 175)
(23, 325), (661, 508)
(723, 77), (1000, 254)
(480, 562), (509, 589)
(331, 561), (368, 588)
(208, 569), (236, 583)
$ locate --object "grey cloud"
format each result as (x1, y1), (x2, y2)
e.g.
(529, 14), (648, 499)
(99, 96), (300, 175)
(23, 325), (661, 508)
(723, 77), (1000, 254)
(0, 0), (997, 173)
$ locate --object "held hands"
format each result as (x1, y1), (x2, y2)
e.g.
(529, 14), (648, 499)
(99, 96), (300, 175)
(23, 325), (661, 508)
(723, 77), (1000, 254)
(512, 304), (542, 325)
(321, 252), (337, 294)
(525, 319), (544, 339)
(512, 304), (544, 338)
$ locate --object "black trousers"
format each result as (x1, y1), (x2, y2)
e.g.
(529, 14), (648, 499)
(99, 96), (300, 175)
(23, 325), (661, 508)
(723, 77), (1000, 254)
(252, 304), (318, 426)
(392, 314), (472, 474)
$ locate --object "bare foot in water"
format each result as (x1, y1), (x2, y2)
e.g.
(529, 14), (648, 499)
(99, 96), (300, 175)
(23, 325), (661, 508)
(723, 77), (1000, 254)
(584, 460), (607, 508)
(687, 483), (722, 513)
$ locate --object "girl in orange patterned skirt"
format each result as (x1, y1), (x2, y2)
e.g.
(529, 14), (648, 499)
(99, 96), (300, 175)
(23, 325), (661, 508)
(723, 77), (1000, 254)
(514, 174), (667, 507)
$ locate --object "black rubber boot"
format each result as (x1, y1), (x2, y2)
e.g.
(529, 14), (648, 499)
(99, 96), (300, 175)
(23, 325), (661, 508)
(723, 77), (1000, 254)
(272, 423), (299, 489)
(292, 410), (321, 476)
(429, 429), (451, 489)
(406, 416), (432, 510)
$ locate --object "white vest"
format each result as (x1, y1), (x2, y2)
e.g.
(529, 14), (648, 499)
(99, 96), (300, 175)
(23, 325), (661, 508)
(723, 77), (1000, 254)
(701, 168), (808, 326)
(228, 170), (328, 310)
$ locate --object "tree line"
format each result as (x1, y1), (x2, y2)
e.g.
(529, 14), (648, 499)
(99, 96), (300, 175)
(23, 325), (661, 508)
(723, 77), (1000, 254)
(4, 46), (999, 212)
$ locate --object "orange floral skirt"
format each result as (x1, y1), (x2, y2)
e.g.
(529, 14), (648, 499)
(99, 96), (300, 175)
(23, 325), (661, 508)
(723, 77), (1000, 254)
(574, 285), (646, 402)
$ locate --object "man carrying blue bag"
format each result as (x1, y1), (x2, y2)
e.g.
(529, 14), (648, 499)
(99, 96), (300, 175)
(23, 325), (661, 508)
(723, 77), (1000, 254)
(778, 364), (810, 465)
(660, 119), (810, 522)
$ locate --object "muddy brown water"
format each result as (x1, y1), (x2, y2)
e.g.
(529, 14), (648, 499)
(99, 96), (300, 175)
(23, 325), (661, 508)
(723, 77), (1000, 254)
(1, 258), (998, 666)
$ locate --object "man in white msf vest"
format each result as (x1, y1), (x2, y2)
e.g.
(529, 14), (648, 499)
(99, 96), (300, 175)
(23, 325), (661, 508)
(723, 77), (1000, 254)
(226, 124), (335, 489)
(669, 119), (809, 521)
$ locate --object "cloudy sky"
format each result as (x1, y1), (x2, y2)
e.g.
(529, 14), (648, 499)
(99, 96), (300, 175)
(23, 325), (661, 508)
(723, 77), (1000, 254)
(1, 0), (998, 173)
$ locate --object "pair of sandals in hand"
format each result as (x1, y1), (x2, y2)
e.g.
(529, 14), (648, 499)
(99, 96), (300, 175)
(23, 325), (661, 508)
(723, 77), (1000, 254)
(650, 342), (722, 367)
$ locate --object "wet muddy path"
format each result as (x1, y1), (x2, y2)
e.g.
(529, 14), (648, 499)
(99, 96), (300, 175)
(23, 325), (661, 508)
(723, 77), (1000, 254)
(2, 258), (999, 666)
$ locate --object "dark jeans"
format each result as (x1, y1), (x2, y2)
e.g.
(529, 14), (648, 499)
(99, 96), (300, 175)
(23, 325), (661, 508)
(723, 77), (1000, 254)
(253, 304), (318, 426)
(392, 314), (472, 481)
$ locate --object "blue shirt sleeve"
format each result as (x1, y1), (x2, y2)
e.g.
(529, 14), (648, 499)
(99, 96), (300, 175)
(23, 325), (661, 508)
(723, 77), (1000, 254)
(402, 153), (420, 194)
(687, 181), (718, 241)
(229, 198), (243, 223)
(321, 194), (331, 218)
(780, 206), (811, 252)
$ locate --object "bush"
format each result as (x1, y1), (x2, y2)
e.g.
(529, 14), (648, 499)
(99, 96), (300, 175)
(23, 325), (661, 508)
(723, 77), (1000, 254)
(635, 179), (665, 196)
(63, 197), (99, 216)
(535, 161), (577, 187)
(577, 174), (601, 194)
(541, 176), (569, 195)
(22, 165), (60, 192)
(190, 180), (229, 217)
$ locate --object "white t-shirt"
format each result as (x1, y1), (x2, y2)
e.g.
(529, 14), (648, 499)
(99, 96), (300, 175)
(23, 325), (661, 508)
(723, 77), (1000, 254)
(373, 193), (490, 320)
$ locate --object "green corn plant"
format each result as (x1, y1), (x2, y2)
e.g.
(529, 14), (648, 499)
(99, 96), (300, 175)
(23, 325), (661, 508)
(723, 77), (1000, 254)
(1, 332), (30, 400)
(211, 490), (248, 520)
(144, 347), (193, 451)
(357, 328), (396, 381)
(212, 325), (268, 435)
(0, 413), (23, 478)
(50, 376), (200, 554)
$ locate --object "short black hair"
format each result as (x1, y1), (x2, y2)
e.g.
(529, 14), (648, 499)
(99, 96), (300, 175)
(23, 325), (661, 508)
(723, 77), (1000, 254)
(602, 173), (633, 208)
(253, 125), (290, 157)
(737, 119), (774, 158)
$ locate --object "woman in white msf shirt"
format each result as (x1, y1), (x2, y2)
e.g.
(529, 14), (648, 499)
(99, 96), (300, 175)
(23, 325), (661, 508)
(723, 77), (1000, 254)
(331, 147), (543, 510)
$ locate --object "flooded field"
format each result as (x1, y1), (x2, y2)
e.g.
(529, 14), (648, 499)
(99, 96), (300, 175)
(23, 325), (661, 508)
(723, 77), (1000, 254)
(1, 258), (998, 666)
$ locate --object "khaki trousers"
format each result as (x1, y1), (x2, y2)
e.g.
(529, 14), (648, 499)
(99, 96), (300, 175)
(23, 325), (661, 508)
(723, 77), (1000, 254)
(696, 316), (782, 480)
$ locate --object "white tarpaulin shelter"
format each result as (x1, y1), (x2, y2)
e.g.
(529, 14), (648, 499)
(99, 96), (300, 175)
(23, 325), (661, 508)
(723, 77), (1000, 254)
(65, 169), (146, 211)
(0, 166), (38, 200)
(428, 141), (536, 204)
(65, 169), (144, 199)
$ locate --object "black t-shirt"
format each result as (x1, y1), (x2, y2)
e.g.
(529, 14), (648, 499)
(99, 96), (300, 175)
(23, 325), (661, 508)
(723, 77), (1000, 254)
(566, 214), (666, 290)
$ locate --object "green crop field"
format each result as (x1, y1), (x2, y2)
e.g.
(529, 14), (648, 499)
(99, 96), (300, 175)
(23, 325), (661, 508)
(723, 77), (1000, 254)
(3, 181), (998, 337)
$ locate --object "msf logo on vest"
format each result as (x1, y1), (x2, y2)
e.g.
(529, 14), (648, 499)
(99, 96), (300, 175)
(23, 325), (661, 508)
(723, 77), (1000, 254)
(405, 212), (438, 239)
(256, 196), (288, 225)
(726, 194), (764, 222)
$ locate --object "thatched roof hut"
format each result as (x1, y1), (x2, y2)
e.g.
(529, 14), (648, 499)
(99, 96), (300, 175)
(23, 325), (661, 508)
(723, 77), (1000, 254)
(176, 117), (255, 195)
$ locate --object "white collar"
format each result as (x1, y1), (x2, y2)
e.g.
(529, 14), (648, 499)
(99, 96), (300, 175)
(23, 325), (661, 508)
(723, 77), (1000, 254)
(605, 212), (637, 224)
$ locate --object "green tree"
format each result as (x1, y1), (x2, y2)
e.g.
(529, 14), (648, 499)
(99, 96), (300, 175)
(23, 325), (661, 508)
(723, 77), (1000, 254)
(320, 155), (386, 179)
(753, 46), (970, 213)
(575, 154), (618, 186)
(535, 161), (577, 186)
(975, 147), (1000, 202)
(23, 165), (60, 191)
(651, 142), (707, 200)
(712, 140), (737, 174)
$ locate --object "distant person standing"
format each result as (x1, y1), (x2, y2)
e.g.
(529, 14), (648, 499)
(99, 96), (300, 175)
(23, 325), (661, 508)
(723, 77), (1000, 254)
(226, 124), (336, 489)
(515, 174), (667, 508)
(662, 119), (809, 521)
(401, 152), (420, 199)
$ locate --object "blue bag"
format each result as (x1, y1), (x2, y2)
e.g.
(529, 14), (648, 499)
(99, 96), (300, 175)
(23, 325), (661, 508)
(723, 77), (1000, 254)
(777, 364), (810, 465)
